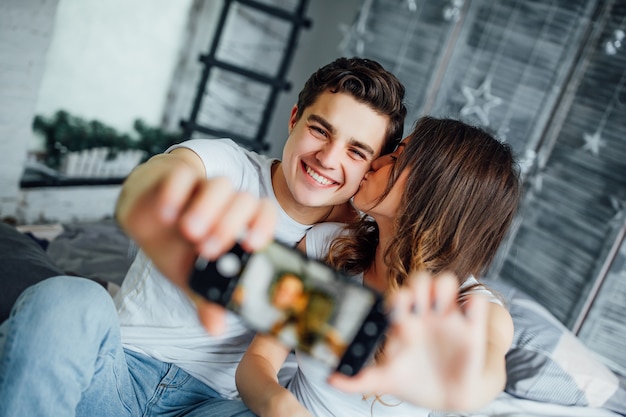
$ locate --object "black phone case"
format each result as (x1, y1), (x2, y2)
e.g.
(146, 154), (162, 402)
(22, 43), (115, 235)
(189, 242), (389, 376)
(190, 243), (249, 307)
(335, 296), (388, 376)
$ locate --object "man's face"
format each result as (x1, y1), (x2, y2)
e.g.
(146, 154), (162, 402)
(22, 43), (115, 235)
(281, 91), (389, 209)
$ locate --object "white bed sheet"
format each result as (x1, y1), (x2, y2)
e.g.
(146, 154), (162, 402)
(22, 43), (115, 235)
(468, 392), (623, 417)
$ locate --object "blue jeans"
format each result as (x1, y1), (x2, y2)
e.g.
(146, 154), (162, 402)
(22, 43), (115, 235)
(0, 276), (256, 417)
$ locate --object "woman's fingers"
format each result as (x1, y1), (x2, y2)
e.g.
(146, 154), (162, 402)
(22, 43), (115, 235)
(431, 272), (459, 314)
(411, 271), (432, 315)
(327, 366), (386, 394)
(330, 270), (497, 409)
(407, 270), (459, 315)
(463, 293), (489, 323)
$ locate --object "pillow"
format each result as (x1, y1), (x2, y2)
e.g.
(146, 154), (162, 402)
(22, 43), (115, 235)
(483, 279), (626, 416)
(46, 219), (133, 286)
(0, 222), (64, 322)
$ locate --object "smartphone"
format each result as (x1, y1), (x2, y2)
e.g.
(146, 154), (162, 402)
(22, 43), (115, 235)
(189, 241), (389, 376)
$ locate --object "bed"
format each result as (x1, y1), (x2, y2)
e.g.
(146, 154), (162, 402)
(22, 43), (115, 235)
(1, 220), (625, 417)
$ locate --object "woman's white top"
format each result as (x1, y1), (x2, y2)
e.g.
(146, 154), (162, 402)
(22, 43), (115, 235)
(290, 222), (501, 417)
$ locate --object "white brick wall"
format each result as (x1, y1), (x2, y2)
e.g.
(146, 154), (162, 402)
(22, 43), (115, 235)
(19, 186), (121, 224)
(0, 0), (59, 221)
(0, 0), (123, 225)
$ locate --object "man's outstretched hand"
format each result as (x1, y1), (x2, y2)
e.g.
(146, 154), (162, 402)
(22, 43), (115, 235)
(115, 148), (277, 334)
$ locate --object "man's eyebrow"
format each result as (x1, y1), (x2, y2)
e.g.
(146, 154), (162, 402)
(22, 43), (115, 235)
(349, 138), (376, 158)
(307, 114), (376, 158)
(307, 114), (335, 135)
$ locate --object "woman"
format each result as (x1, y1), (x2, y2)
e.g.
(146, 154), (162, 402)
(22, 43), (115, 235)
(235, 116), (521, 416)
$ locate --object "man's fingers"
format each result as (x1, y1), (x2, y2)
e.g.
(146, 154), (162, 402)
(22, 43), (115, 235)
(240, 198), (278, 252)
(198, 303), (228, 335)
(195, 192), (261, 259)
(179, 177), (234, 242)
(157, 164), (200, 225)
(188, 290), (228, 335)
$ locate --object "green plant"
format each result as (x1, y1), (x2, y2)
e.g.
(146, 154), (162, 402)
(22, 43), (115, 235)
(32, 110), (182, 169)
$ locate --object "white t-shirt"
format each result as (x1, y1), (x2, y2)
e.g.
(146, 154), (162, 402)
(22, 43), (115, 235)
(290, 222), (500, 417)
(115, 139), (310, 399)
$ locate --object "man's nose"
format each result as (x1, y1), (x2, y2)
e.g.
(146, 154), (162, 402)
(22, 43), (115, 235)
(316, 142), (342, 169)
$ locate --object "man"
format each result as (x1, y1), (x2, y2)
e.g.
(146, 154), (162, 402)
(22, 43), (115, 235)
(0, 57), (406, 416)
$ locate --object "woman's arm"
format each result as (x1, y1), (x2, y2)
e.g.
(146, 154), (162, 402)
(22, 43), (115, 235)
(328, 271), (513, 412)
(236, 335), (312, 417)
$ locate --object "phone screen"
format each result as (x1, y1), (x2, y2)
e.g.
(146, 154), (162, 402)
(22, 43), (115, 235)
(231, 243), (377, 367)
(191, 242), (388, 373)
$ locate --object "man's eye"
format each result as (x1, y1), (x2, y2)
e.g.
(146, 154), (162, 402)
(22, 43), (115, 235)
(311, 126), (328, 137)
(350, 149), (366, 160)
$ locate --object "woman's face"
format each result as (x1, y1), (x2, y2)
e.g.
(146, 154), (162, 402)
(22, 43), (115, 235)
(352, 138), (408, 219)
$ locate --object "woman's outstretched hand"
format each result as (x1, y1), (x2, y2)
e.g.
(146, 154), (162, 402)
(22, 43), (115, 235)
(328, 271), (491, 412)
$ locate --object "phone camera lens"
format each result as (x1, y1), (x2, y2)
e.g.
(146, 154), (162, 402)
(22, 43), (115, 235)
(351, 343), (365, 357)
(207, 287), (222, 301)
(217, 253), (242, 278)
(338, 363), (354, 376)
(363, 321), (378, 336)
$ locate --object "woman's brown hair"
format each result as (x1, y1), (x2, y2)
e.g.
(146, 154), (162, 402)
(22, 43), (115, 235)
(326, 116), (521, 290)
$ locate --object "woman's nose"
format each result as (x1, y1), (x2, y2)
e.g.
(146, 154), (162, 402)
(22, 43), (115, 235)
(370, 155), (389, 171)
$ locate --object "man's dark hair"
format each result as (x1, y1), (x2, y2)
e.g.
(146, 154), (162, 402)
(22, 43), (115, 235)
(296, 57), (407, 154)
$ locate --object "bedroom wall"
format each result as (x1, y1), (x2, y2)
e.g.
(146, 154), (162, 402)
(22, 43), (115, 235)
(4, 0), (362, 224)
(263, 0), (362, 158)
(31, 0), (194, 147)
(340, 0), (626, 376)
(2, 0), (196, 224)
(0, 0), (59, 222)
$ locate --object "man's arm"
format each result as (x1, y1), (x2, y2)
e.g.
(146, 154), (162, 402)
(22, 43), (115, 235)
(115, 147), (277, 333)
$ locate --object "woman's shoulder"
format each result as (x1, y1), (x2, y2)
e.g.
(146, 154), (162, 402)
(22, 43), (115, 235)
(460, 275), (504, 306)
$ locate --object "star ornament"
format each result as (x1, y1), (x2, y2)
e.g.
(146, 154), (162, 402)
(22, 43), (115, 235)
(338, 22), (373, 55)
(582, 130), (605, 156)
(460, 77), (503, 126)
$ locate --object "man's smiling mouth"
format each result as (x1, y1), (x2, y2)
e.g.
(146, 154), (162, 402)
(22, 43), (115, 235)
(304, 163), (336, 186)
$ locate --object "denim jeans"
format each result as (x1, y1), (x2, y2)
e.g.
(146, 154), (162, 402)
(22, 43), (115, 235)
(0, 276), (256, 417)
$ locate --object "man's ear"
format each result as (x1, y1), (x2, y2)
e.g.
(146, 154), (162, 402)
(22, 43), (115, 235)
(288, 105), (299, 133)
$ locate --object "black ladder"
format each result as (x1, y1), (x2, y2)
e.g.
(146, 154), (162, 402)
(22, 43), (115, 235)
(180, 0), (312, 152)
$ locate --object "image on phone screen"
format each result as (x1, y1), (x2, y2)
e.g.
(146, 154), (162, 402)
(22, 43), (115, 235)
(228, 243), (377, 368)
(191, 242), (388, 374)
